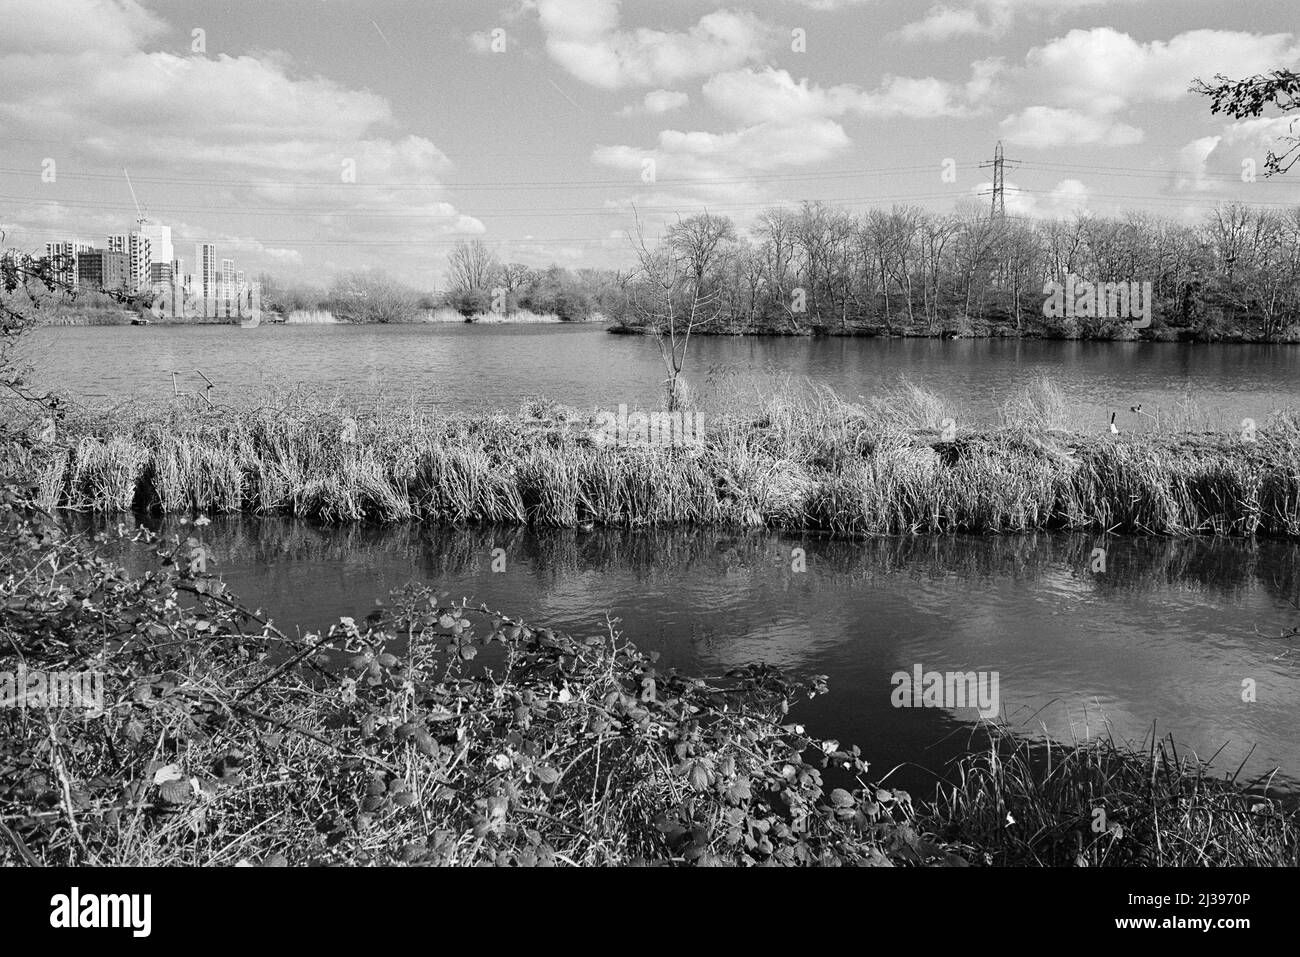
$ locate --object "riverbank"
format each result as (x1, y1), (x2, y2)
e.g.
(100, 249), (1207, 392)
(23, 382), (1300, 537)
(38, 307), (597, 326)
(606, 317), (1300, 345)
(1, 507), (1294, 866)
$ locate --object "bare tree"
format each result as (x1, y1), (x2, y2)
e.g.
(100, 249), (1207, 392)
(328, 270), (420, 323)
(629, 211), (734, 410)
(446, 240), (502, 293)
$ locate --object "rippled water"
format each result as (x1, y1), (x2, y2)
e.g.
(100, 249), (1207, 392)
(25, 322), (1300, 428)
(81, 516), (1300, 793)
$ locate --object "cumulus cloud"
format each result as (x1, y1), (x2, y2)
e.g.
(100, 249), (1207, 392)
(897, 0), (1138, 43)
(1021, 28), (1300, 115)
(0, 0), (165, 54)
(992, 177), (1091, 217)
(619, 89), (690, 116)
(536, 0), (776, 89)
(995, 28), (1300, 151)
(897, 7), (992, 42)
(594, 62), (999, 213)
(702, 64), (995, 124)
(1175, 117), (1300, 190)
(1000, 106), (1144, 147)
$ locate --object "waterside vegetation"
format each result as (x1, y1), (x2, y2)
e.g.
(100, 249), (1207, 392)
(22, 381), (1300, 538)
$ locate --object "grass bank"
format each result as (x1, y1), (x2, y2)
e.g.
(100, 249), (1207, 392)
(1, 507), (1294, 866)
(21, 383), (1300, 537)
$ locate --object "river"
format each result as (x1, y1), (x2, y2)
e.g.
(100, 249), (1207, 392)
(24, 322), (1300, 430)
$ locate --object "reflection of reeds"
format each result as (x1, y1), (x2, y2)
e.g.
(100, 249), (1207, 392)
(39, 383), (1300, 537)
(72, 513), (1300, 604)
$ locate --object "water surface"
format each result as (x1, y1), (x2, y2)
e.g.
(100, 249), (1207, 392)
(26, 322), (1300, 428)
(84, 515), (1300, 794)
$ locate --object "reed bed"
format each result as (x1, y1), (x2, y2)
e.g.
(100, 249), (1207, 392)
(32, 384), (1300, 538)
(931, 725), (1299, 866)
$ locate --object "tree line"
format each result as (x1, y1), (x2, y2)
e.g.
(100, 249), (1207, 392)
(257, 241), (625, 324)
(613, 201), (1300, 343)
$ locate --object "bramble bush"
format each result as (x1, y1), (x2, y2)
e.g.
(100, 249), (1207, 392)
(0, 496), (969, 866)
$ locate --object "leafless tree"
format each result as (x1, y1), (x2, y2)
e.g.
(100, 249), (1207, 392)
(629, 211), (734, 410)
(446, 240), (502, 293)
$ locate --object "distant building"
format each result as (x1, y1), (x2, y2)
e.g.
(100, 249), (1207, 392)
(195, 243), (217, 306)
(150, 261), (174, 285)
(137, 220), (173, 268)
(77, 249), (130, 292)
(106, 232), (151, 293)
(44, 240), (93, 289)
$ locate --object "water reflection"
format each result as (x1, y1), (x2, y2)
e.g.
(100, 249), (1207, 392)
(26, 323), (1300, 428)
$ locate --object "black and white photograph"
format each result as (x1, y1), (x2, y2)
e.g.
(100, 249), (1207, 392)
(0, 0), (1296, 930)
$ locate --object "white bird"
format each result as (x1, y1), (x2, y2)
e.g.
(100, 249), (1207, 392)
(1109, 412), (1119, 435)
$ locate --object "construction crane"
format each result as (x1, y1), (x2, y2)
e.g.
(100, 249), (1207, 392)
(123, 167), (148, 225)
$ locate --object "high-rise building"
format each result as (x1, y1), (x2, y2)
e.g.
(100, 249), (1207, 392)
(195, 243), (217, 301)
(107, 232), (151, 293)
(77, 250), (130, 292)
(137, 220), (173, 268)
(221, 258), (235, 287)
(44, 240), (93, 289)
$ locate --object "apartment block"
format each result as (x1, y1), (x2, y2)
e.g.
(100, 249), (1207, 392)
(77, 249), (130, 292)
(106, 232), (152, 293)
(44, 240), (93, 289)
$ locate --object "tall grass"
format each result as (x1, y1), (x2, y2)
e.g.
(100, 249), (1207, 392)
(930, 726), (1299, 866)
(34, 383), (1300, 537)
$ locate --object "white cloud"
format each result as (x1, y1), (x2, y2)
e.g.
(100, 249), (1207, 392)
(1022, 28), (1300, 115)
(0, 0), (165, 54)
(780, 0), (874, 8)
(619, 89), (690, 116)
(702, 65), (989, 124)
(536, 0), (776, 89)
(994, 28), (1299, 153)
(1175, 117), (1300, 190)
(897, 7), (992, 43)
(1000, 106), (1144, 147)
(896, 0), (1139, 43)
(644, 89), (690, 114)
(994, 177), (1091, 217)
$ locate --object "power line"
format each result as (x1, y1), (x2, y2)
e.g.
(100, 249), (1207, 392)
(0, 161), (971, 191)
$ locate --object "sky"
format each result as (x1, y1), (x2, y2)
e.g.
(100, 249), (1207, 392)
(1, 0), (1298, 288)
